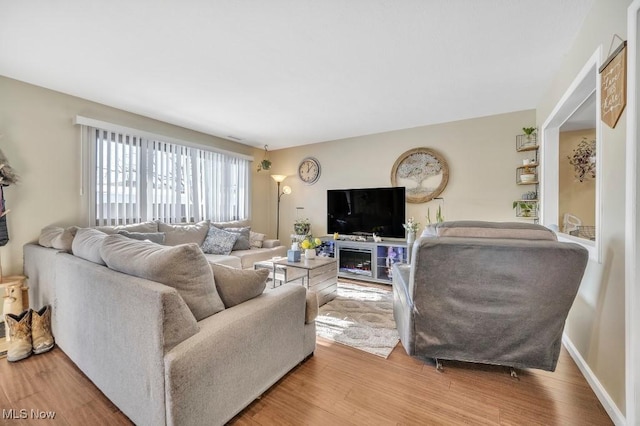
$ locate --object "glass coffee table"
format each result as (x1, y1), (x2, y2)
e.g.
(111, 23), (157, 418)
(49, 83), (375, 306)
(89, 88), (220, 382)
(274, 256), (337, 306)
(253, 258), (306, 288)
(254, 256), (338, 305)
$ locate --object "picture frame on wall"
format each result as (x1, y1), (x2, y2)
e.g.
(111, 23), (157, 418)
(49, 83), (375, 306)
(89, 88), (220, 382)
(390, 147), (449, 204)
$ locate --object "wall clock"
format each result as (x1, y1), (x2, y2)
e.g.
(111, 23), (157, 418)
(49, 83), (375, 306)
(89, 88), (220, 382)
(298, 157), (321, 185)
(390, 147), (449, 203)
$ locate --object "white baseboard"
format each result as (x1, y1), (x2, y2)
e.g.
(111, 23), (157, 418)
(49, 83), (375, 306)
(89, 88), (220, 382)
(562, 334), (626, 425)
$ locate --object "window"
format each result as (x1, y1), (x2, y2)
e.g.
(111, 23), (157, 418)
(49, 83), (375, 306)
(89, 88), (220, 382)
(81, 120), (251, 226)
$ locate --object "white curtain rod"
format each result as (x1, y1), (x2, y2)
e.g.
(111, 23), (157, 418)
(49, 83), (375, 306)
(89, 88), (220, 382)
(73, 115), (254, 161)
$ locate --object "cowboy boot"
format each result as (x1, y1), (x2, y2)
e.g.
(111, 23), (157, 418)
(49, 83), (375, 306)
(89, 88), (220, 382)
(32, 305), (54, 355)
(5, 310), (32, 362)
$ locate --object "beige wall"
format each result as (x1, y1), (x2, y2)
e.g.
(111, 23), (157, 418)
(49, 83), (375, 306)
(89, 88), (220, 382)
(559, 129), (596, 229)
(253, 110), (535, 246)
(536, 0), (630, 414)
(0, 76), (254, 277)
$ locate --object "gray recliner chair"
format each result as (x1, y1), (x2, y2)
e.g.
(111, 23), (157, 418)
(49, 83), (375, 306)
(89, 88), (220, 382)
(392, 221), (588, 372)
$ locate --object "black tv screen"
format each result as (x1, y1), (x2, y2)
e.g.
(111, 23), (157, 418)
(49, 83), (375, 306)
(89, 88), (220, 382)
(327, 187), (406, 238)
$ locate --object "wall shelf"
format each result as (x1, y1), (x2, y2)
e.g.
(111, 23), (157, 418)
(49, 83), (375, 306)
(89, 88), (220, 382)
(514, 131), (539, 223)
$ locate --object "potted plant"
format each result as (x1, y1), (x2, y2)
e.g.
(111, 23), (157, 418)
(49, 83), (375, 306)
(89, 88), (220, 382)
(258, 158), (272, 172)
(567, 137), (596, 182)
(300, 237), (322, 259)
(294, 218), (311, 236)
(257, 145), (272, 172)
(512, 201), (537, 217)
(522, 127), (537, 144)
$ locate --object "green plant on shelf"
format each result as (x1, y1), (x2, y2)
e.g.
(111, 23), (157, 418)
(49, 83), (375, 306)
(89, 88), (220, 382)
(512, 201), (537, 217)
(522, 127), (537, 145)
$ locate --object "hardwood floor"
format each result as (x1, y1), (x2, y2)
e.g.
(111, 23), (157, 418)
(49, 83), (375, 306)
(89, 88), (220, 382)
(0, 339), (612, 425)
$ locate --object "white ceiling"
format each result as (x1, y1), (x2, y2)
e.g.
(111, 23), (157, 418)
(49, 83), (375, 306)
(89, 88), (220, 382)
(0, 1), (594, 150)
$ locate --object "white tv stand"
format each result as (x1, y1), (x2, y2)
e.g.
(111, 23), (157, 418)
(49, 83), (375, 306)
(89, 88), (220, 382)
(332, 239), (407, 284)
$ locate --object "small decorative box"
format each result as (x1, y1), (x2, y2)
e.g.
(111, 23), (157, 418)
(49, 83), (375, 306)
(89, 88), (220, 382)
(287, 250), (301, 262)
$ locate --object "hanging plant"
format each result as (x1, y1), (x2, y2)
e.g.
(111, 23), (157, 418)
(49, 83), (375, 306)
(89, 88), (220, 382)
(257, 145), (272, 172)
(567, 137), (596, 182)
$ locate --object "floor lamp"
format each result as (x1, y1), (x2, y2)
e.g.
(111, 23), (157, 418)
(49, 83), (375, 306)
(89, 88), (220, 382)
(271, 175), (291, 239)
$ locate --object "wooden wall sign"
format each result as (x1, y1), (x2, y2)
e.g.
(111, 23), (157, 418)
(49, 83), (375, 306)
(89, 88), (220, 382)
(599, 38), (627, 129)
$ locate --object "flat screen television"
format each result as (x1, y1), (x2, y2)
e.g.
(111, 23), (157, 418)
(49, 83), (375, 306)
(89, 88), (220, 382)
(327, 187), (406, 238)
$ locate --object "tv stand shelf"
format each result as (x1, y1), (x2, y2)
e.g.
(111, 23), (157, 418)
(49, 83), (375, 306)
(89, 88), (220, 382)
(332, 239), (407, 284)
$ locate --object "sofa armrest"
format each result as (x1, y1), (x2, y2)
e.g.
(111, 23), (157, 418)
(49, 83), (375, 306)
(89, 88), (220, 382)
(305, 291), (318, 323)
(164, 284), (307, 425)
(392, 263), (413, 309)
(262, 239), (281, 248)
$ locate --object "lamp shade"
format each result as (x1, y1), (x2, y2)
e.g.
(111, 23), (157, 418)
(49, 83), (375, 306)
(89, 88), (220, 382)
(282, 186), (292, 195)
(271, 175), (287, 183)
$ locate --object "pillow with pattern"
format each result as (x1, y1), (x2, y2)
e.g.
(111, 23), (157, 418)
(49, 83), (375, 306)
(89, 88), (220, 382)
(201, 226), (238, 255)
(250, 231), (266, 249)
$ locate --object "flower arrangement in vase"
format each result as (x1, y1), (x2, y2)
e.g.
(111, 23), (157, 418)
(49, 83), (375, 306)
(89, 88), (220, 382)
(300, 237), (322, 259)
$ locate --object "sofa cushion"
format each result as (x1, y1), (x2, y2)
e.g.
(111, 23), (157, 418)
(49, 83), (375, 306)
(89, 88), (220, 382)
(158, 220), (210, 246)
(250, 231), (266, 248)
(72, 228), (108, 265)
(117, 230), (165, 244)
(201, 226), (238, 255)
(210, 263), (268, 308)
(434, 221), (557, 241)
(94, 220), (159, 234)
(212, 219), (251, 229)
(100, 234), (225, 320)
(225, 227), (251, 251)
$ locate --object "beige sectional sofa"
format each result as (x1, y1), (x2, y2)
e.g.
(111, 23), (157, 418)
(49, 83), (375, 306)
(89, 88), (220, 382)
(24, 224), (316, 425)
(93, 219), (285, 269)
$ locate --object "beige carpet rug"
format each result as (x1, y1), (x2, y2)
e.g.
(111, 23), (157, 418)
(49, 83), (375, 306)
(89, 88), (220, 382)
(316, 282), (399, 358)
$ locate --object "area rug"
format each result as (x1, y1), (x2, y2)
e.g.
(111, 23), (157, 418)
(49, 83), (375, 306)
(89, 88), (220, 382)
(316, 282), (399, 358)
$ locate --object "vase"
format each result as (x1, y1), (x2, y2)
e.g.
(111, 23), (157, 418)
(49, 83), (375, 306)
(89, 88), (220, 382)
(305, 248), (316, 259)
(294, 223), (310, 235)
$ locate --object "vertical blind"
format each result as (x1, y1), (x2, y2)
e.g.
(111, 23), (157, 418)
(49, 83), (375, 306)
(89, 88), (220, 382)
(90, 127), (250, 226)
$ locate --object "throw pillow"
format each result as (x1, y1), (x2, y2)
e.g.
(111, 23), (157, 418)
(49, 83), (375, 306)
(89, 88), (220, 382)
(211, 263), (268, 308)
(201, 226), (238, 255)
(51, 226), (79, 252)
(117, 230), (165, 244)
(72, 228), (108, 265)
(249, 231), (266, 249)
(100, 234), (224, 320)
(225, 227), (251, 251)
(39, 225), (63, 247)
(158, 220), (210, 246)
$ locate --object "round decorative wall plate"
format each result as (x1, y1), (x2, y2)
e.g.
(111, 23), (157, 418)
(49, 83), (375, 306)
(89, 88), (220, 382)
(298, 157), (321, 185)
(390, 147), (449, 203)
